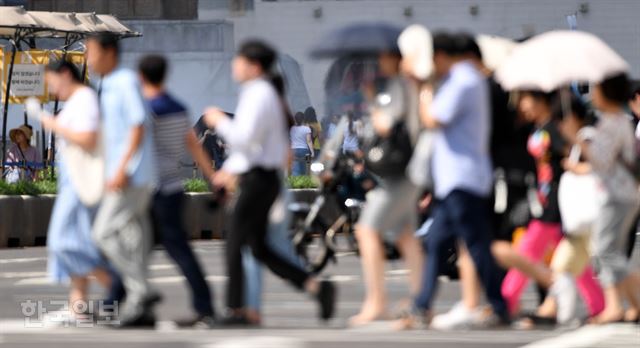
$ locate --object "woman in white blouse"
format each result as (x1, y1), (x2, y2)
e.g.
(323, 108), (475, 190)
(40, 59), (111, 324)
(204, 40), (336, 326)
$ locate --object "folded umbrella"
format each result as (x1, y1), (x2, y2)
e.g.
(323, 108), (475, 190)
(495, 30), (629, 92)
(310, 22), (403, 58)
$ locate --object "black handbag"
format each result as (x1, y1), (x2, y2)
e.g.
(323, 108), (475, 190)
(365, 121), (413, 178)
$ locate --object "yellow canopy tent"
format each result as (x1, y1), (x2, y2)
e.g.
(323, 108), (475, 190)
(0, 6), (140, 174)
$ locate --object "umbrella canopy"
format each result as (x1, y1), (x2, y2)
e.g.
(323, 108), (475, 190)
(0, 6), (41, 38)
(310, 22), (403, 58)
(476, 34), (516, 72)
(495, 30), (629, 92)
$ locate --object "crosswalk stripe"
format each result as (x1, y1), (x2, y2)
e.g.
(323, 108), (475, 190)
(0, 272), (47, 279)
(0, 257), (46, 264)
(205, 336), (307, 348)
(14, 277), (51, 286)
(520, 324), (640, 348)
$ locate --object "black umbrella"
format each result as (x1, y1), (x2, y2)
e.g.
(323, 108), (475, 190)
(310, 22), (403, 58)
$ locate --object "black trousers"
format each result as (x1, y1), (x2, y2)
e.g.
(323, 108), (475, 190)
(152, 191), (214, 316)
(226, 168), (310, 310)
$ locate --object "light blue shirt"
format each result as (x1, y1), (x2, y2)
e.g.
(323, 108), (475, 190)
(99, 67), (156, 187)
(430, 61), (492, 199)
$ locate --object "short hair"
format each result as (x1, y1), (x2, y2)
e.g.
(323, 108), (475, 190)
(87, 33), (120, 55)
(237, 40), (276, 73)
(599, 73), (630, 105)
(294, 112), (305, 125)
(138, 55), (167, 86)
(46, 59), (83, 83)
(432, 31), (461, 56)
(456, 32), (482, 60)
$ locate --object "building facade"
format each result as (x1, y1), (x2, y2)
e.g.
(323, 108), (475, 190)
(3, 0), (639, 122)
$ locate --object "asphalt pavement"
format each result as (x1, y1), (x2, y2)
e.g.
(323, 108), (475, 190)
(1, 240), (638, 348)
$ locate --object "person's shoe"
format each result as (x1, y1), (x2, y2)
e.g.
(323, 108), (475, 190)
(393, 307), (431, 331)
(217, 311), (256, 328)
(430, 302), (484, 330)
(316, 280), (336, 321)
(115, 312), (156, 329)
(551, 273), (578, 325)
(143, 292), (163, 309)
(513, 312), (557, 330)
(473, 307), (511, 329)
(174, 314), (216, 329)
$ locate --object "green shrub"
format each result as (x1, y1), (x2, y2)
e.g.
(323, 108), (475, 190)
(0, 180), (57, 195)
(184, 178), (210, 193)
(287, 175), (319, 189)
(34, 180), (57, 195)
(0, 175), (318, 195)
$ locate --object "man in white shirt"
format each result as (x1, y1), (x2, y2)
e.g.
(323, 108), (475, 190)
(204, 40), (336, 326)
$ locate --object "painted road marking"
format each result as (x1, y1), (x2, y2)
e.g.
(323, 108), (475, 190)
(520, 323), (640, 348)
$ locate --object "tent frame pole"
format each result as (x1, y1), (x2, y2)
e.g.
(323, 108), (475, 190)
(1, 32), (20, 176)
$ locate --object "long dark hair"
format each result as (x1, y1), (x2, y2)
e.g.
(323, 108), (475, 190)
(238, 40), (293, 129)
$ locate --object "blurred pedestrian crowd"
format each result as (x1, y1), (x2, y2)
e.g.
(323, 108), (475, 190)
(8, 22), (639, 332)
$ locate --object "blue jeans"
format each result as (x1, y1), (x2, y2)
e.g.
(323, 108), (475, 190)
(291, 148), (310, 176)
(242, 184), (305, 311)
(414, 189), (508, 320)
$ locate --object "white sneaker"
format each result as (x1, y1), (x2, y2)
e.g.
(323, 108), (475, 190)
(431, 302), (483, 330)
(551, 273), (578, 325)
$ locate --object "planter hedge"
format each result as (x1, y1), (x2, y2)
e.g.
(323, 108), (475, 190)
(0, 178), (319, 248)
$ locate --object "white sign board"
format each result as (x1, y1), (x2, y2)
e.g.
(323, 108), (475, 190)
(10, 64), (45, 97)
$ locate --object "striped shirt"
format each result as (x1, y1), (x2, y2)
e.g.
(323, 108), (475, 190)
(148, 93), (190, 194)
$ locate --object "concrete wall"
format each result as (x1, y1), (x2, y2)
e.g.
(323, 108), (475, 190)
(198, 0), (640, 118)
(119, 20), (237, 117)
(27, 0), (198, 19)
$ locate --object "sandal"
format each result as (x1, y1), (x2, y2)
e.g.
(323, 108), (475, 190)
(392, 307), (430, 331)
(514, 312), (557, 330)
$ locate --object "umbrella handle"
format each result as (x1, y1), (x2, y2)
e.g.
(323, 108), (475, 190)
(559, 87), (573, 121)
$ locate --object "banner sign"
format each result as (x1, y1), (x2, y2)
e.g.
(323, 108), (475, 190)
(1, 49), (86, 104)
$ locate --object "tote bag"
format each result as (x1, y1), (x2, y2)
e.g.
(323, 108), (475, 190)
(406, 130), (435, 189)
(558, 146), (606, 236)
(62, 135), (104, 207)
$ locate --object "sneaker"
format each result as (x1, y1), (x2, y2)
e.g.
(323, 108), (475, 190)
(551, 273), (578, 325)
(431, 302), (484, 330)
(316, 280), (336, 321)
(174, 314), (216, 329)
